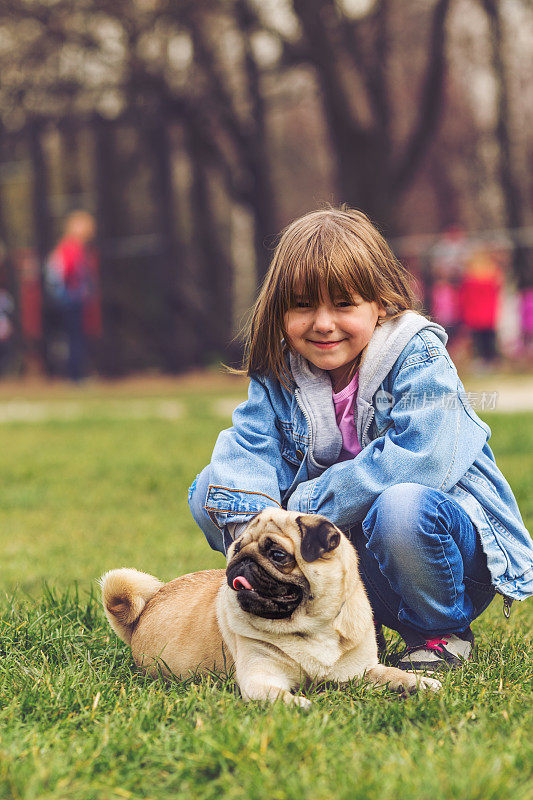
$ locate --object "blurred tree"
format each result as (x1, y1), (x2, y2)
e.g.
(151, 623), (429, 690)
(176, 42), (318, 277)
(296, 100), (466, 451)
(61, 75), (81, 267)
(177, 0), (278, 280)
(59, 119), (84, 203)
(482, 0), (529, 289)
(92, 112), (126, 376)
(27, 116), (54, 371)
(0, 0), (281, 365)
(266, 0), (453, 233)
(186, 126), (235, 360)
(0, 0), (531, 373)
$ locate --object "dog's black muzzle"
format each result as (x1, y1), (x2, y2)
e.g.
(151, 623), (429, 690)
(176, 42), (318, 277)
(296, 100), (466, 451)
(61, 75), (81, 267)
(226, 557), (305, 619)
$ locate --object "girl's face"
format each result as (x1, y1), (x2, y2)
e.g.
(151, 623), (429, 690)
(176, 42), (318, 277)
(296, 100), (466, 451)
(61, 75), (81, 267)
(284, 282), (386, 390)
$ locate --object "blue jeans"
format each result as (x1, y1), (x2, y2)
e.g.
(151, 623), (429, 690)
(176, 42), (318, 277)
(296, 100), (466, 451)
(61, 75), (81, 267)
(189, 466), (232, 553)
(350, 483), (495, 641)
(189, 472), (495, 640)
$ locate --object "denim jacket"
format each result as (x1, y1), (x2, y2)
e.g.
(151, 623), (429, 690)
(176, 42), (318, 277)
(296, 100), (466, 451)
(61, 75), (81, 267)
(199, 312), (533, 601)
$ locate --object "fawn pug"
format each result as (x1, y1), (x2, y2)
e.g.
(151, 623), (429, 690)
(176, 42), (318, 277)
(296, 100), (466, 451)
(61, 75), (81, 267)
(101, 508), (440, 706)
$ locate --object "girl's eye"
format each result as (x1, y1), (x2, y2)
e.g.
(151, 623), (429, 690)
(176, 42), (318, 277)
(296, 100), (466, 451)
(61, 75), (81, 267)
(295, 300), (311, 308)
(270, 549), (288, 563)
(335, 301), (354, 308)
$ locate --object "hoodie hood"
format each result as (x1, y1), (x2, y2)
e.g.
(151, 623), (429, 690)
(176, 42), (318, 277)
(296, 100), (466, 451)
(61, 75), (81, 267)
(290, 311), (448, 476)
(357, 311), (447, 405)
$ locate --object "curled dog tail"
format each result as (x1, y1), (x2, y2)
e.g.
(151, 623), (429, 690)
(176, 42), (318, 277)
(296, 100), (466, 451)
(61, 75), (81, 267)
(100, 569), (163, 645)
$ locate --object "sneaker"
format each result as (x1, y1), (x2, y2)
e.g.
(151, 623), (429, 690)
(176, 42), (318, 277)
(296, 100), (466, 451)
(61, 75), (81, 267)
(397, 628), (475, 673)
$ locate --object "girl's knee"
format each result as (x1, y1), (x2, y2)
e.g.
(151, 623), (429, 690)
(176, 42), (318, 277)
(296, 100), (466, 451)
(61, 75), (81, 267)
(362, 483), (445, 556)
(188, 466), (225, 554)
(188, 466), (210, 522)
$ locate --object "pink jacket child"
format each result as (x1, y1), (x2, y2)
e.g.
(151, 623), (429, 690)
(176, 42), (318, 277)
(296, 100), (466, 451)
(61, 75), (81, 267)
(460, 253), (502, 331)
(460, 251), (503, 364)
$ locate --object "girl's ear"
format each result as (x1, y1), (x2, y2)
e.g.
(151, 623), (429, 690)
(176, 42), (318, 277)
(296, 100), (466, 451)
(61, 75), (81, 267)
(377, 305), (387, 318)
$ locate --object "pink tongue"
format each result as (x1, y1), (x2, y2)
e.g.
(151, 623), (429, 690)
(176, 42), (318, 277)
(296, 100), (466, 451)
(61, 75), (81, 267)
(233, 575), (253, 591)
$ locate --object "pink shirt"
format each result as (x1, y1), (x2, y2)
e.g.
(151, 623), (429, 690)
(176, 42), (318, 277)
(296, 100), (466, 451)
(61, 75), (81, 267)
(332, 371), (362, 462)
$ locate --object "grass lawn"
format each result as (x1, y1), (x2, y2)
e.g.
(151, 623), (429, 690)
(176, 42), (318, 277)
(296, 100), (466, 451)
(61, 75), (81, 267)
(0, 386), (532, 800)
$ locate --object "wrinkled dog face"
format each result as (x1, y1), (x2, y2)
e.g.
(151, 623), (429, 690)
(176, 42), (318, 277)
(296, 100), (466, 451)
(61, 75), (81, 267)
(226, 509), (342, 619)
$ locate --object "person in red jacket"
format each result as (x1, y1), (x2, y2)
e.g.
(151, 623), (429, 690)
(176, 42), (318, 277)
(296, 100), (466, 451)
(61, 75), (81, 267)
(47, 211), (101, 381)
(460, 248), (503, 367)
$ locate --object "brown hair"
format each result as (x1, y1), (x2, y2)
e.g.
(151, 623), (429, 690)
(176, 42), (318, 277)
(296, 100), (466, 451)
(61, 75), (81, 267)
(240, 207), (419, 387)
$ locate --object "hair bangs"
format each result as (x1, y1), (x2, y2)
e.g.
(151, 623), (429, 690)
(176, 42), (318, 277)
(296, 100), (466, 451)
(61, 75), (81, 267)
(321, 236), (376, 304)
(277, 224), (375, 312)
(276, 228), (325, 313)
(316, 224), (377, 304)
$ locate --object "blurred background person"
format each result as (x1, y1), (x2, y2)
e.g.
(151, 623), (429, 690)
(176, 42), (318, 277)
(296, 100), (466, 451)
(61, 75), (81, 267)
(428, 226), (468, 351)
(430, 266), (462, 348)
(0, 242), (14, 375)
(46, 210), (101, 382)
(520, 286), (533, 359)
(430, 226), (468, 278)
(460, 245), (503, 369)
(0, 283), (14, 375)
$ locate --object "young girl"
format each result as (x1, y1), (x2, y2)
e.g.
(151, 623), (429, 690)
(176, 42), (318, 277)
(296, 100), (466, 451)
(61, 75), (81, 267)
(188, 208), (533, 672)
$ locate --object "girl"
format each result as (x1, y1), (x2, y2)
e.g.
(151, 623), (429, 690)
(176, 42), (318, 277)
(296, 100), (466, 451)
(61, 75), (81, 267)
(189, 208), (533, 672)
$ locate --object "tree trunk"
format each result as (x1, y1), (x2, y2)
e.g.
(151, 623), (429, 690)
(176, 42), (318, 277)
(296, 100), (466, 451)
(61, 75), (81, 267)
(291, 0), (452, 234)
(60, 119), (84, 202)
(0, 128), (21, 369)
(483, 0), (529, 289)
(92, 113), (123, 376)
(187, 127), (236, 362)
(246, 150), (278, 283)
(144, 112), (197, 372)
(27, 117), (52, 374)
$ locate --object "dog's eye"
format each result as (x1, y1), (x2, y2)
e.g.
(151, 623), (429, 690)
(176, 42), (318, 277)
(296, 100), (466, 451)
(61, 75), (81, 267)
(270, 549), (288, 563)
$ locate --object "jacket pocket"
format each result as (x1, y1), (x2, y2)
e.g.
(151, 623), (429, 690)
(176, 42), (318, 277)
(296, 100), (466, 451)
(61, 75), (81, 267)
(281, 454), (309, 507)
(277, 420), (306, 466)
(281, 441), (305, 466)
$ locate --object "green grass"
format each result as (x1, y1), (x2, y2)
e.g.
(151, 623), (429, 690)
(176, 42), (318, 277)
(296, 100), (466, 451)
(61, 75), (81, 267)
(0, 394), (532, 800)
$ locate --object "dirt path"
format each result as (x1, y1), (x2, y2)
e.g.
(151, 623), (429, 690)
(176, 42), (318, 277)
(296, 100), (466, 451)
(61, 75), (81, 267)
(463, 375), (533, 411)
(0, 371), (530, 421)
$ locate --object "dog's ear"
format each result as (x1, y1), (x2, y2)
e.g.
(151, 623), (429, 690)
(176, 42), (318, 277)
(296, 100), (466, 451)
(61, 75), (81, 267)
(297, 515), (341, 562)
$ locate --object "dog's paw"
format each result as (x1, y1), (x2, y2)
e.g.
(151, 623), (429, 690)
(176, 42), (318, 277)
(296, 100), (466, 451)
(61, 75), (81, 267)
(240, 684), (312, 708)
(289, 693), (312, 710)
(409, 673), (442, 692)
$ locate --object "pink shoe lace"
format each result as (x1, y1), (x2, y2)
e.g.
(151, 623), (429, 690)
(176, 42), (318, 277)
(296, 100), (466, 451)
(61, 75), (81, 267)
(424, 637), (449, 652)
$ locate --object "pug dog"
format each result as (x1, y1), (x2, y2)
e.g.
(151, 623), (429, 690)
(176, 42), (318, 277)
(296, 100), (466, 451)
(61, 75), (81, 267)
(101, 509), (440, 706)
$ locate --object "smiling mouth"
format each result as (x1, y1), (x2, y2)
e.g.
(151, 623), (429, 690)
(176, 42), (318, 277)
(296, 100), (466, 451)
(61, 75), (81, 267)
(308, 339), (346, 349)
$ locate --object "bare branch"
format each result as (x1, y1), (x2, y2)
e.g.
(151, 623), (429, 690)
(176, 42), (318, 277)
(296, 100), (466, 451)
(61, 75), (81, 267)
(392, 0), (452, 194)
(337, 0), (391, 133)
(291, 0), (365, 133)
(183, 7), (251, 152)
